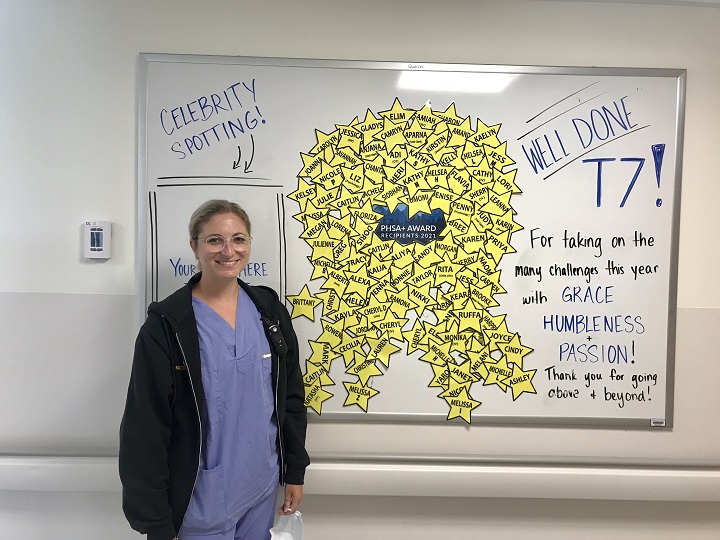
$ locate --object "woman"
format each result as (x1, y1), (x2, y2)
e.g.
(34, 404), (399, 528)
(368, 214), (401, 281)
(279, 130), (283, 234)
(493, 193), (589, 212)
(120, 200), (310, 540)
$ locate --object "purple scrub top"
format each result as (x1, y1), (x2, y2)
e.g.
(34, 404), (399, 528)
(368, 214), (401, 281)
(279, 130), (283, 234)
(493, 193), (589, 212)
(180, 287), (279, 535)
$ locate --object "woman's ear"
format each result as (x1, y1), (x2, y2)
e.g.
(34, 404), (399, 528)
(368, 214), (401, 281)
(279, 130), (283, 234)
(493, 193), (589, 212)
(189, 238), (201, 271)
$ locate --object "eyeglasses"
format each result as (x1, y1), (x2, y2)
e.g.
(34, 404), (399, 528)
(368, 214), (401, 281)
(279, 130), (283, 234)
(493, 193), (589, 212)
(196, 234), (252, 253)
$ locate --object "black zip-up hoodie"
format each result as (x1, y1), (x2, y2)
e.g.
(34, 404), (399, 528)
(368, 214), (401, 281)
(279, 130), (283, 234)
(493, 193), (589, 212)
(119, 274), (309, 540)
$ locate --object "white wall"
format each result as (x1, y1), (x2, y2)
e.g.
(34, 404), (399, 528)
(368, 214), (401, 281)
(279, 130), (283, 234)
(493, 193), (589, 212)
(2, 0), (720, 538)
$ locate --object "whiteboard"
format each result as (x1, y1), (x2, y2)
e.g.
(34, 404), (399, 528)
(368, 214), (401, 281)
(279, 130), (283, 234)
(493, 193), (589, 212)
(139, 54), (684, 428)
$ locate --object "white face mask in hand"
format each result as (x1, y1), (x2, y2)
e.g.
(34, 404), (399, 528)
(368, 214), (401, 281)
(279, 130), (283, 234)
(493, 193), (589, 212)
(269, 511), (303, 540)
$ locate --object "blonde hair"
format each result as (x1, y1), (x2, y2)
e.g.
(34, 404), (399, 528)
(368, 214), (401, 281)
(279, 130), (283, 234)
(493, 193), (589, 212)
(189, 200), (251, 271)
(189, 199), (251, 240)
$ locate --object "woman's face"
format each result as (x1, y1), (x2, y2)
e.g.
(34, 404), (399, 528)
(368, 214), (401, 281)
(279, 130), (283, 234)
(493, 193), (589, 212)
(191, 212), (251, 282)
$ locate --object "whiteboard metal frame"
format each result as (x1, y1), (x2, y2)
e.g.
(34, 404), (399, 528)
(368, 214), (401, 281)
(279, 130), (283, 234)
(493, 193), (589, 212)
(137, 53), (685, 430)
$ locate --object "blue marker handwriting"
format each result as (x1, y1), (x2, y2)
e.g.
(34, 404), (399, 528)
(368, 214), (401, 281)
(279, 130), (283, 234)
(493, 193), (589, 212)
(159, 79), (266, 159)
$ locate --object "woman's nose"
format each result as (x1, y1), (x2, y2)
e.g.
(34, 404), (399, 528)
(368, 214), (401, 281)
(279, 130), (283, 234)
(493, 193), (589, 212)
(221, 239), (235, 254)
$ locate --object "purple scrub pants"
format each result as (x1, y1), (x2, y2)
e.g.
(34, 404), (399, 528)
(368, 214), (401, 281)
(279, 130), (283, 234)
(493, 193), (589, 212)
(179, 485), (277, 540)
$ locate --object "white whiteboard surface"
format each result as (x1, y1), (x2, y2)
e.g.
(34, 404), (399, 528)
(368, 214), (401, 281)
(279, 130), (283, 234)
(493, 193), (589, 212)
(139, 54), (684, 428)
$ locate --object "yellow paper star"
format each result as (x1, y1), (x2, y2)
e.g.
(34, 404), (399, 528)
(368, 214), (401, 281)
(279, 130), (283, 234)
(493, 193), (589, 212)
(287, 177), (317, 212)
(330, 186), (363, 217)
(423, 129), (451, 162)
(343, 380), (380, 412)
(378, 175), (407, 213)
(371, 310), (407, 341)
(389, 244), (415, 269)
(419, 336), (454, 367)
(347, 354), (383, 386)
(316, 283), (341, 312)
(433, 259), (461, 290)
(286, 285), (322, 321)
(457, 222), (486, 254)
(493, 168), (522, 195)
(465, 345), (492, 380)
(445, 281), (471, 310)
(438, 376), (472, 400)
(329, 297), (360, 330)
(310, 128), (340, 155)
(483, 319), (514, 352)
(364, 154), (386, 184)
(402, 318), (426, 355)
(456, 298), (486, 333)
(308, 228), (338, 263)
(297, 152), (325, 180)
(359, 301), (391, 325)
(407, 282), (436, 313)
(307, 339), (338, 371)
(484, 141), (516, 171)
(304, 382), (334, 415)
(507, 363), (537, 400)
(432, 291), (457, 325)
(435, 102), (463, 127)
(314, 161), (345, 190)
(345, 264), (374, 300)
(413, 103), (441, 130)
(349, 200), (383, 225)
(447, 116), (474, 148)
(345, 315), (376, 341)
(426, 165), (451, 191)
(404, 125), (433, 149)
(335, 120), (363, 153)
(366, 332), (402, 369)
(444, 386), (481, 424)
(484, 229), (517, 264)
(499, 334), (534, 369)
(341, 163), (366, 193)
(320, 266), (349, 297)
(483, 356), (513, 391)
(411, 242), (442, 268)
(403, 162), (431, 199)
(492, 208), (524, 236)
(448, 358), (481, 385)
(356, 108), (385, 145)
(378, 145), (408, 169)
(303, 360), (334, 387)
(447, 169), (472, 196)
(482, 190), (513, 217)
(326, 212), (354, 240)
(295, 198), (326, 230)
(316, 317), (345, 348)
(299, 213), (328, 240)
(385, 286), (412, 319)
(470, 119), (502, 148)
(313, 182), (340, 210)
(428, 362), (451, 390)
(469, 283), (500, 311)
(474, 268), (506, 296)
(460, 140), (486, 168)
(379, 97), (416, 125)
(376, 116), (408, 153)
(366, 254), (392, 281)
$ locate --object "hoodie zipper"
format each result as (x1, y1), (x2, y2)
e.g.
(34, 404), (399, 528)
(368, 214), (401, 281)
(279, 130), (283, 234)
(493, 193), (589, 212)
(274, 342), (286, 486)
(169, 322), (203, 502)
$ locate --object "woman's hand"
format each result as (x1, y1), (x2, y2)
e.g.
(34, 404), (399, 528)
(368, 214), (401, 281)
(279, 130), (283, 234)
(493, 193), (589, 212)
(278, 484), (303, 515)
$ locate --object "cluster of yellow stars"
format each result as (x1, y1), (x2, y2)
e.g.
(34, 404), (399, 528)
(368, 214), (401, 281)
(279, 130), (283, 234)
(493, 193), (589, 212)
(287, 98), (536, 423)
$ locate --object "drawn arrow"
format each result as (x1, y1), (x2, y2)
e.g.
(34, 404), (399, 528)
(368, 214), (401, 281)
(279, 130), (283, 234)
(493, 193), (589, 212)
(232, 145), (243, 170)
(244, 134), (255, 173)
(232, 135), (255, 173)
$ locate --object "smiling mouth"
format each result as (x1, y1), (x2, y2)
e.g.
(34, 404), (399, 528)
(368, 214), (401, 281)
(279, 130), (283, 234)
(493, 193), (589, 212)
(217, 260), (238, 267)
